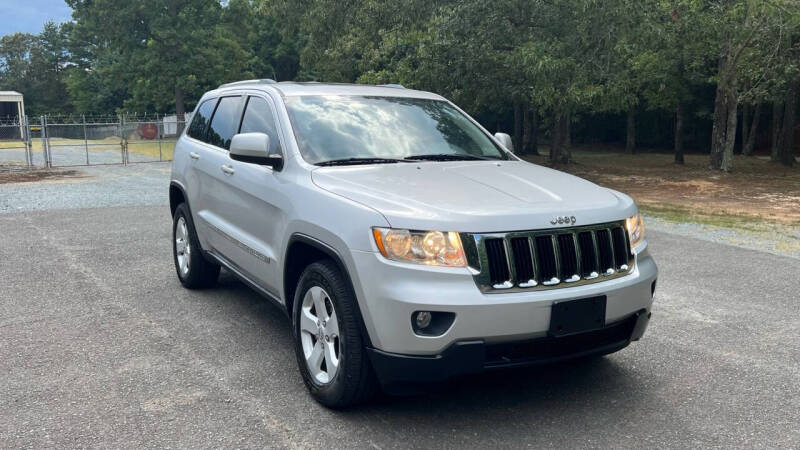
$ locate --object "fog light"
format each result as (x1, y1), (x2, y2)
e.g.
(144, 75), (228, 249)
(411, 311), (456, 337)
(415, 311), (432, 329)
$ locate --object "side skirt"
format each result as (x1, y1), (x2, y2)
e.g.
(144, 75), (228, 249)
(204, 250), (288, 317)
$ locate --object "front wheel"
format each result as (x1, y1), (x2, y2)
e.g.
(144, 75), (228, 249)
(292, 259), (377, 408)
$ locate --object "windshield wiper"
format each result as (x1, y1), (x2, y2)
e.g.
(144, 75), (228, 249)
(403, 153), (492, 161)
(316, 157), (408, 166)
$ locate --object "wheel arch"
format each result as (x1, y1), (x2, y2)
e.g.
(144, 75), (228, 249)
(284, 233), (373, 347)
(169, 181), (188, 217)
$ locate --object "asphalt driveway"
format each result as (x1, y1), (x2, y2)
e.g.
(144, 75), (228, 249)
(1, 204), (798, 448)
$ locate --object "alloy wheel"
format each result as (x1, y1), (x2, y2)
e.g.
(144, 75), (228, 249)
(299, 286), (341, 384)
(175, 216), (191, 277)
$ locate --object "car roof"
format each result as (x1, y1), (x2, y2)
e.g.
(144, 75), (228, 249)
(208, 80), (445, 100)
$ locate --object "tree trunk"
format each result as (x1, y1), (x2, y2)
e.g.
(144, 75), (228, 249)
(550, 112), (570, 164)
(721, 88), (737, 171)
(522, 106), (531, 155)
(743, 103), (760, 156)
(513, 101), (523, 154)
(674, 103), (684, 164)
(709, 83), (727, 169)
(771, 102), (784, 162)
(550, 111), (561, 162)
(522, 106), (539, 155)
(710, 50), (730, 170)
(529, 108), (539, 155)
(741, 103), (749, 153)
(626, 106), (636, 154)
(780, 77), (798, 166)
(710, 85), (737, 171)
(565, 112), (571, 150)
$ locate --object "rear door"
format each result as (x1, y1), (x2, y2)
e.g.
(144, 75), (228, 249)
(183, 97), (220, 251)
(191, 95), (246, 260)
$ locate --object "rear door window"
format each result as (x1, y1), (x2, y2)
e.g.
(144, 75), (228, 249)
(187, 99), (216, 141)
(207, 96), (243, 150)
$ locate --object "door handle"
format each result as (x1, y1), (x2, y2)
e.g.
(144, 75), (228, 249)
(189, 151), (200, 160)
(220, 164), (235, 175)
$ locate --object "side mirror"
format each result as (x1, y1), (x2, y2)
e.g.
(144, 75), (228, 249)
(494, 132), (514, 153)
(230, 132), (283, 170)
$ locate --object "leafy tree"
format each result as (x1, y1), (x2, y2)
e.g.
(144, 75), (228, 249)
(0, 23), (72, 116)
(66, 0), (252, 117)
(706, 0), (796, 171)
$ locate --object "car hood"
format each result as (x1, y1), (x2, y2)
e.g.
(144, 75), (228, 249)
(311, 160), (636, 232)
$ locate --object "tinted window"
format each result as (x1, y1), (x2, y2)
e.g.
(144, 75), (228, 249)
(284, 96), (508, 164)
(187, 99), (216, 141)
(207, 96), (242, 150)
(239, 96), (281, 154)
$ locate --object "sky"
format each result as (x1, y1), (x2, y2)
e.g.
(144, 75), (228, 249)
(0, 0), (72, 37)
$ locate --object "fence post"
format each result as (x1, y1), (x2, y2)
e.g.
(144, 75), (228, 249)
(118, 114), (125, 165)
(24, 116), (32, 167)
(40, 115), (50, 168)
(83, 114), (90, 165)
(158, 113), (163, 161)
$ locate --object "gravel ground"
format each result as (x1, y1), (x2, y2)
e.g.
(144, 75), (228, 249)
(645, 216), (800, 260)
(0, 205), (798, 448)
(0, 163), (169, 214)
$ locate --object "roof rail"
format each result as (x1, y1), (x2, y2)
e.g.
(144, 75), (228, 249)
(218, 79), (277, 89)
(377, 83), (406, 89)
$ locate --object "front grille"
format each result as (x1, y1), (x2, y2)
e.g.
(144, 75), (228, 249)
(484, 238), (510, 286)
(464, 221), (634, 293)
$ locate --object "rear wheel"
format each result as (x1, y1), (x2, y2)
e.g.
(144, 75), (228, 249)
(172, 203), (220, 289)
(292, 259), (377, 408)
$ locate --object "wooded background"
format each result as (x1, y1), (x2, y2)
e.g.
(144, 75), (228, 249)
(1, 0), (798, 171)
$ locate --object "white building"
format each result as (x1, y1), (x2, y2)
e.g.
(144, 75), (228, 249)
(0, 91), (26, 140)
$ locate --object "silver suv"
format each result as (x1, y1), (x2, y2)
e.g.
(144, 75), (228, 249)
(169, 80), (658, 407)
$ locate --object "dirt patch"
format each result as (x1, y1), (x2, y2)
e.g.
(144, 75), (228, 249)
(523, 150), (800, 226)
(0, 168), (85, 184)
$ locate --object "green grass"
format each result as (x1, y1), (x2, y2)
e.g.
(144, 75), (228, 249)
(640, 204), (770, 232)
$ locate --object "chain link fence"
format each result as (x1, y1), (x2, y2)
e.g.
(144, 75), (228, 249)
(0, 115), (33, 167)
(0, 113), (188, 168)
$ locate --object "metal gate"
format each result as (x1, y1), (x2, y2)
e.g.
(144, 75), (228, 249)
(0, 114), (186, 168)
(0, 116), (33, 167)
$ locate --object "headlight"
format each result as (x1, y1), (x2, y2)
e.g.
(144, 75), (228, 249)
(626, 213), (645, 249)
(372, 228), (466, 267)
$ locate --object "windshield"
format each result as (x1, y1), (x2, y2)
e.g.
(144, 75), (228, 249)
(284, 96), (509, 164)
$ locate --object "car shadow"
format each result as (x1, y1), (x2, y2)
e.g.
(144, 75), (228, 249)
(212, 270), (650, 421)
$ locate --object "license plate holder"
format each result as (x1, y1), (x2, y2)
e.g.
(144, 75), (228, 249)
(549, 295), (607, 337)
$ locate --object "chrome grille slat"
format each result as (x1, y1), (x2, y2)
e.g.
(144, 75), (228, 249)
(467, 221), (635, 293)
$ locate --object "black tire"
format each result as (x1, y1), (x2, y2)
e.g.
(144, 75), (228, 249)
(292, 259), (378, 408)
(172, 203), (220, 289)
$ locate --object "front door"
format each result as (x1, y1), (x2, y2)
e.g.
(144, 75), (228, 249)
(216, 94), (289, 296)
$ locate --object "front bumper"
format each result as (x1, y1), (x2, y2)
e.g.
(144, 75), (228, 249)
(350, 244), (658, 356)
(367, 309), (651, 389)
